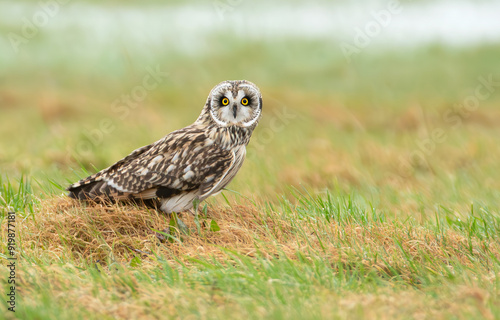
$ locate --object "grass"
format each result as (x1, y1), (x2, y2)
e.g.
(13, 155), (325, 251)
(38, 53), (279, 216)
(2, 1), (500, 318)
(3, 40), (500, 214)
(1, 186), (500, 319)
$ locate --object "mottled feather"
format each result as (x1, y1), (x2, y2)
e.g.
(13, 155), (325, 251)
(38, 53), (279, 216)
(68, 80), (262, 214)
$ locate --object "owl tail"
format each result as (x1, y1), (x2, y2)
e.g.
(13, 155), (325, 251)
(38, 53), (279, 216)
(68, 178), (162, 210)
(67, 179), (117, 203)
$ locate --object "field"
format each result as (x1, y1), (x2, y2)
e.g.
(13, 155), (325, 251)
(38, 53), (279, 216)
(1, 1), (500, 319)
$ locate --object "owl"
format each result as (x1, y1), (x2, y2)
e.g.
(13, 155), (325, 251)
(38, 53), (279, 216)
(67, 80), (262, 214)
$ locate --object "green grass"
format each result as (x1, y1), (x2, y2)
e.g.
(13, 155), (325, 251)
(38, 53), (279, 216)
(3, 41), (500, 212)
(2, 184), (500, 319)
(2, 2), (500, 318)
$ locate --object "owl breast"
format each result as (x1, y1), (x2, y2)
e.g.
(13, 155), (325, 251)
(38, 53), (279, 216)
(205, 145), (246, 196)
(159, 145), (247, 213)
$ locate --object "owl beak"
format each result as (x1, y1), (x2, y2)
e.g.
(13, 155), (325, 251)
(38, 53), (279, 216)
(232, 105), (238, 118)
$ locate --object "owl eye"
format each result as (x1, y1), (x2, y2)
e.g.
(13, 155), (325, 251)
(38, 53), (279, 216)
(241, 97), (249, 106)
(221, 97), (229, 106)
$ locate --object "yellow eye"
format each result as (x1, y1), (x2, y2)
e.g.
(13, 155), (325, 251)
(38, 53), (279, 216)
(221, 97), (229, 106)
(241, 98), (249, 106)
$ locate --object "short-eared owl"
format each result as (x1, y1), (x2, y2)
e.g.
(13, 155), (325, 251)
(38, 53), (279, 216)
(68, 80), (262, 213)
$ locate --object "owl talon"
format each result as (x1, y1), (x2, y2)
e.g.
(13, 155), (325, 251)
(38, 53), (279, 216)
(155, 221), (189, 243)
(155, 229), (169, 242)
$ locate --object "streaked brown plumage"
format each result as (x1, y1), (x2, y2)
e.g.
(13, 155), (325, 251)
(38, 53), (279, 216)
(68, 80), (262, 213)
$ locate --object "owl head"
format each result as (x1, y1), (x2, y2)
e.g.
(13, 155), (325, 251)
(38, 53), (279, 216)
(198, 80), (262, 128)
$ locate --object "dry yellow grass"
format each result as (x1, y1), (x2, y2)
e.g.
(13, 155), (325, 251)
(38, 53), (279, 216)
(11, 197), (498, 275)
(2, 195), (499, 319)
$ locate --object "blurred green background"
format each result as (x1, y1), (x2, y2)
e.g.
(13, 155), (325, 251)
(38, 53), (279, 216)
(1, 0), (500, 217)
(2, 2), (500, 319)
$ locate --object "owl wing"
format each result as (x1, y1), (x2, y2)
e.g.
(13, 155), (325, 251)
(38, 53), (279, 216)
(68, 128), (235, 202)
(111, 138), (235, 198)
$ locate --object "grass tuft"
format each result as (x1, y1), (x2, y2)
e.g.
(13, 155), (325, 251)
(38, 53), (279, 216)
(1, 194), (499, 319)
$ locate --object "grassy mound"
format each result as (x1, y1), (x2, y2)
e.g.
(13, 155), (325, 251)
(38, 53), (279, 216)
(2, 194), (499, 319)
(12, 196), (499, 276)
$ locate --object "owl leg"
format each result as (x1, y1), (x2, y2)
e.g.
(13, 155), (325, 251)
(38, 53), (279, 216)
(156, 198), (202, 241)
(158, 212), (188, 236)
(192, 200), (202, 234)
(171, 212), (189, 235)
(155, 213), (189, 242)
